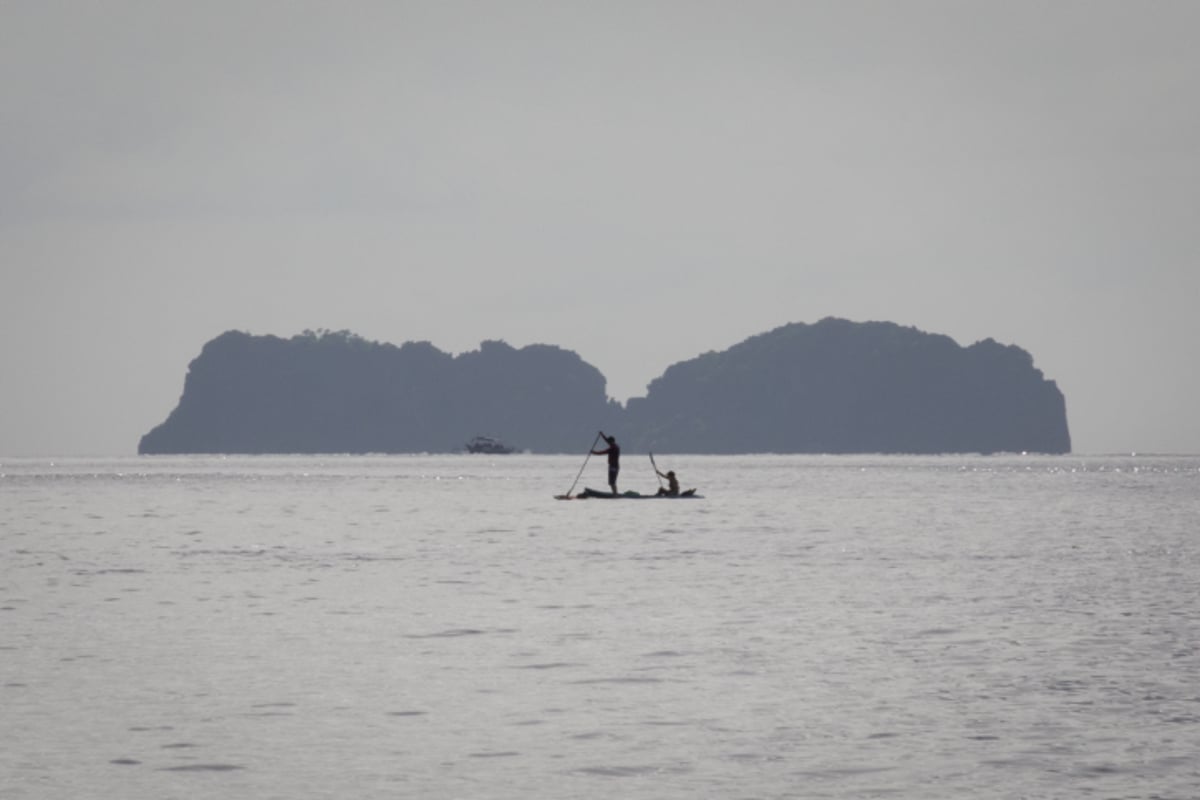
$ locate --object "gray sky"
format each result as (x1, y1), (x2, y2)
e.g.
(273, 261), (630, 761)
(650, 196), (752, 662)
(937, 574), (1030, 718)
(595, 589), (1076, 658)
(3, 1), (1198, 456)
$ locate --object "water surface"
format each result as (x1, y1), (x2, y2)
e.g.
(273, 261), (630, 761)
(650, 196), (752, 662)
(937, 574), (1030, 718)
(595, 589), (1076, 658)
(2, 454), (1198, 798)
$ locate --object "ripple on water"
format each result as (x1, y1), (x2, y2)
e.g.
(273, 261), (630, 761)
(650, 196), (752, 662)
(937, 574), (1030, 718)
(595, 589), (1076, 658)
(7, 453), (1200, 799)
(575, 763), (693, 777)
(514, 662), (579, 670)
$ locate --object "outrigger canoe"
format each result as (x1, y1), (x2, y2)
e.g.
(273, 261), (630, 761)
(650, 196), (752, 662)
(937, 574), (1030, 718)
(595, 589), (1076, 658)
(556, 487), (701, 500)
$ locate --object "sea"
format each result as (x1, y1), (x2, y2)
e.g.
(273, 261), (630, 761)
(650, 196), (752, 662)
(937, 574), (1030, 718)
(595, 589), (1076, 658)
(2, 453), (1198, 800)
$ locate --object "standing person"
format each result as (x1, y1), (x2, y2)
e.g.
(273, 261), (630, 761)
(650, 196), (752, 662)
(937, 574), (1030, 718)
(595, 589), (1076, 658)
(592, 432), (620, 496)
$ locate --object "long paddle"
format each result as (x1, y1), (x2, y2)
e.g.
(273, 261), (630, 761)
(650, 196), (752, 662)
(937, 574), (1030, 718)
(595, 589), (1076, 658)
(650, 451), (663, 490)
(557, 431), (602, 499)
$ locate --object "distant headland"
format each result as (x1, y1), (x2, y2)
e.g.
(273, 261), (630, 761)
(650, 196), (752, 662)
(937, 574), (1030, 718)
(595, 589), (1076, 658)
(138, 318), (1071, 455)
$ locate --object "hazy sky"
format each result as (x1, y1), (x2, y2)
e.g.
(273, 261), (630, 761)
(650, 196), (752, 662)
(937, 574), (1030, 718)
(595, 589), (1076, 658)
(3, 1), (1198, 456)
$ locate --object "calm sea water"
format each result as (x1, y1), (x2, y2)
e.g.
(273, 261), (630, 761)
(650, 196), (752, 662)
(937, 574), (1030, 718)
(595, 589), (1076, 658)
(2, 453), (1198, 799)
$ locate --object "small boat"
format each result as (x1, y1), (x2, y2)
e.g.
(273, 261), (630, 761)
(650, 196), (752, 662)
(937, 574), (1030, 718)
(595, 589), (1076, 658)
(465, 435), (516, 454)
(557, 487), (700, 500)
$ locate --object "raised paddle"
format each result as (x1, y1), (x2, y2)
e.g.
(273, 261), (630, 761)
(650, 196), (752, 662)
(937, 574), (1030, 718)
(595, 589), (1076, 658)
(650, 451), (663, 490)
(556, 431), (603, 499)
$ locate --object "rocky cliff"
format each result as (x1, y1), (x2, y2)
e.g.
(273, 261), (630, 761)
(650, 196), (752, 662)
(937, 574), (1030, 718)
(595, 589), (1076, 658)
(622, 318), (1070, 454)
(139, 319), (1070, 455)
(138, 330), (620, 454)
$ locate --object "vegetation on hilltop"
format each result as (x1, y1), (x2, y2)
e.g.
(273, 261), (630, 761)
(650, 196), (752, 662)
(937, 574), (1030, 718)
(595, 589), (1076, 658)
(139, 318), (1070, 455)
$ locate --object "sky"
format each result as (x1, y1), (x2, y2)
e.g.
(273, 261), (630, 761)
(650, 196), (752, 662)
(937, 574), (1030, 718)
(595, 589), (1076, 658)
(3, 1), (1198, 456)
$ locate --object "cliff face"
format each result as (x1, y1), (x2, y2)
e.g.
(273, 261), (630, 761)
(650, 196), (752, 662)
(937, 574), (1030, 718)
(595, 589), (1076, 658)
(139, 319), (1071, 455)
(138, 330), (619, 454)
(623, 318), (1070, 454)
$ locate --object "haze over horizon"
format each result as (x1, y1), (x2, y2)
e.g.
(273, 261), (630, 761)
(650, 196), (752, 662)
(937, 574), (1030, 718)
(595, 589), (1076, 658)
(4, 2), (1199, 456)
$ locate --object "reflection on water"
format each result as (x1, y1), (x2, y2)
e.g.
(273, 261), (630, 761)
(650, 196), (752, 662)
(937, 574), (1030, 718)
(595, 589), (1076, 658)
(2, 454), (1199, 798)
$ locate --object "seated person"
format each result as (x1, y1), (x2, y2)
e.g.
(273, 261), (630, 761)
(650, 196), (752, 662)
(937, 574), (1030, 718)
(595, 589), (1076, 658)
(655, 468), (680, 497)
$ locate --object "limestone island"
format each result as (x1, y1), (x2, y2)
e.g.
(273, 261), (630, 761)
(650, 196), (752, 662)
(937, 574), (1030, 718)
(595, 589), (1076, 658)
(138, 318), (1071, 455)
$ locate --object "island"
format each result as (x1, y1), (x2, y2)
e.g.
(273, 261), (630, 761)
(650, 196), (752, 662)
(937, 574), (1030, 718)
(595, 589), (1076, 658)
(138, 318), (1071, 455)
(623, 318), (1070, 454)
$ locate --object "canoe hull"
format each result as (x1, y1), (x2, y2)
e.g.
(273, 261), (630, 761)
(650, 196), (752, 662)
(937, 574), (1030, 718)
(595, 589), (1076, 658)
(556, 487), (700, 500)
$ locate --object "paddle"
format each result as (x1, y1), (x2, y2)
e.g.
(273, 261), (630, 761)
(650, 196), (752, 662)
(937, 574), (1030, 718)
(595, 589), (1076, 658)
(556, 431), (603, 499)
(650, 451), (663, 490)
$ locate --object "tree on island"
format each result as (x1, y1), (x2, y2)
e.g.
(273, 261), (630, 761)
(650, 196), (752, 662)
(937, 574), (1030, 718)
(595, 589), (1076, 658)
(139, 318), (1070, 455)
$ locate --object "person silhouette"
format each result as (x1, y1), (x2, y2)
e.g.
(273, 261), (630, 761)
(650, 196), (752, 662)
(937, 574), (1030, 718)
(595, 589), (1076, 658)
(592, 432), (620, 496)
(655, 467), (680, 497)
